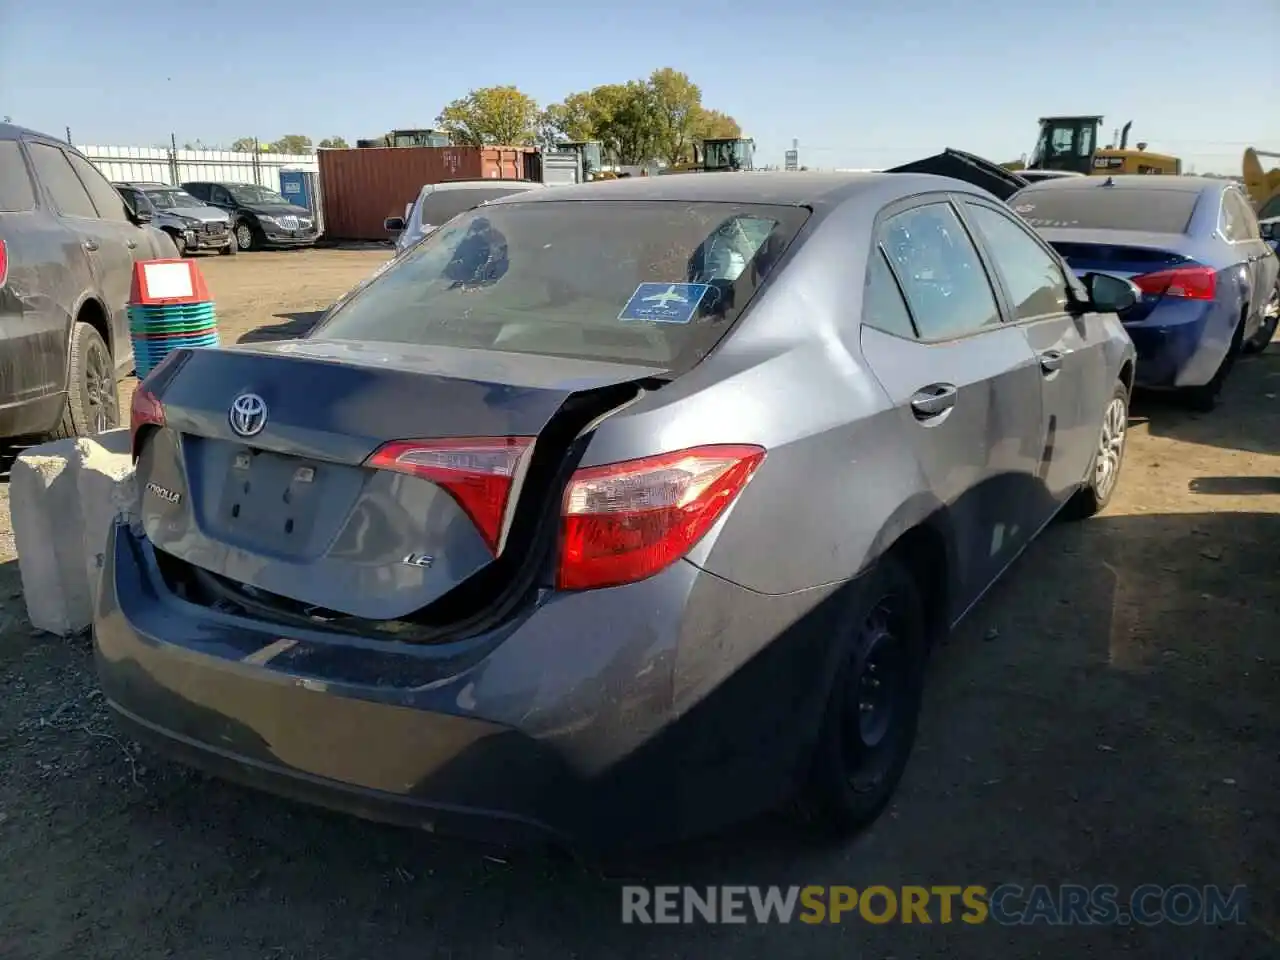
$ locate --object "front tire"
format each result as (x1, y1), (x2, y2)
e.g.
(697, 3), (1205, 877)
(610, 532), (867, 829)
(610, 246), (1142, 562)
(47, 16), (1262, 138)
(169, 230), (187, 257)
(45, 322), (120, 440)
(1065, 379), (1129, 520)
(234, 220), (258, 252)
(804, 554), (927, 836)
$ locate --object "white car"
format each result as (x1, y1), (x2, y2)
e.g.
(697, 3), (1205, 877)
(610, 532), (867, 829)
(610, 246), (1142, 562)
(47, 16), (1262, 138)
(385, 179), (546, 255)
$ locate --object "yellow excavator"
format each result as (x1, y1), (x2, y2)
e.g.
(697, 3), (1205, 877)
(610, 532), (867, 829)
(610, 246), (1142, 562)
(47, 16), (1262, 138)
(1243, 147), (1280, 219)
(660, 137), (756, 174)
(1012, 116), (1181, 176)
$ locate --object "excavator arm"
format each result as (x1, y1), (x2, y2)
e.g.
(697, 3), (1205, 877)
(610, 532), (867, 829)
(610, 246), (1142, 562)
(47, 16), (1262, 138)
(1243, 147), (1280, 217)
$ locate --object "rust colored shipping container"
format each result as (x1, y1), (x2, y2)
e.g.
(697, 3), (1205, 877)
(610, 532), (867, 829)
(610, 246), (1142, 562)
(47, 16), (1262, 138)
(318, 145), (538, 240)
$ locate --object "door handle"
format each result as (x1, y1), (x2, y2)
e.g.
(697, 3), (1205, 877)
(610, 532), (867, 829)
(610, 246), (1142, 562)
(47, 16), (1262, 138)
(909, 383), (958, 419)
(1038, 350), (1064, 374)
(82, 239), (99, 252)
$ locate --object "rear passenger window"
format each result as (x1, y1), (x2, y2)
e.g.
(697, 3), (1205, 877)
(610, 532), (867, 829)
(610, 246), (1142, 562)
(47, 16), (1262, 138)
(881, 203), (1000, 339)
(26, 142), (98, 219)
(0, 140), (36, 211)
(1225, 191), (1260, 241)
(863, 248), (916, 338)
(964, 203), (1070, 320)
(67, 152), (131, 222)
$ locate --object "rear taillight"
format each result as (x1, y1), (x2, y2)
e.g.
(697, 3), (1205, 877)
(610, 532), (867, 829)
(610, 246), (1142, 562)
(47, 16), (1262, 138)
(557, 444), (766, 591)
(0, 238), (8, 289)
(1131, 265), (1216, 301)
(366, 437), (534, 555)
(129, 386), (165, 459)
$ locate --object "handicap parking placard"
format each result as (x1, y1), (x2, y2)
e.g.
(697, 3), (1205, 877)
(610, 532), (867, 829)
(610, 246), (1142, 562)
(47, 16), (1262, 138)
(618, 283), (712, 324)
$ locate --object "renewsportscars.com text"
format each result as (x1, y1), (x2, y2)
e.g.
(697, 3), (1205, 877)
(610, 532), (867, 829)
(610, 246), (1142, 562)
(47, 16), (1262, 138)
(621, 884), (1248, 926)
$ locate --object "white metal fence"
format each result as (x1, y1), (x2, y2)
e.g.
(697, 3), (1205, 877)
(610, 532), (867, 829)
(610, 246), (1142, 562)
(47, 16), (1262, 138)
(78, 144), (319, 192)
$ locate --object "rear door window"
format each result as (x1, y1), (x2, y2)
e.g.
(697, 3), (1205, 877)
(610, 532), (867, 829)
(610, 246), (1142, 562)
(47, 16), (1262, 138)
(66, 152), (131, 222)
(879, 202), (1001, 339)
(0, 140), (36, 211)
(863, 248), (917, 338)
(314, 199), (810, 371)
(26, 142), (98, 219)
(1224, 190), (1260, 241)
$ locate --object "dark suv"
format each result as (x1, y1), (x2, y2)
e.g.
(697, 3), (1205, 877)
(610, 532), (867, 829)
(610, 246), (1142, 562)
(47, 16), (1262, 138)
(181, 180), (318, 251)
(0, 123), (179, 440)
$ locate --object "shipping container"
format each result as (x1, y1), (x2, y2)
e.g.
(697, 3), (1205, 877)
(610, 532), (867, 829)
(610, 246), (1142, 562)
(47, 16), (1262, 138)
(318, 145), (537, 240)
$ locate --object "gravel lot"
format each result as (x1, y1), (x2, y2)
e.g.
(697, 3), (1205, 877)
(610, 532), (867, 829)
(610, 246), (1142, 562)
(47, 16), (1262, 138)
(0, 248), (1277, 959)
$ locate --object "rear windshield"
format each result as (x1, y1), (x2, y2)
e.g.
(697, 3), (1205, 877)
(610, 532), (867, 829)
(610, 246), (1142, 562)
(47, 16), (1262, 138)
(418, 187), (533, 227)
(0, 140), (36, 212)
(314, 200), (809, 370)
(1011, 187), (1200, 233)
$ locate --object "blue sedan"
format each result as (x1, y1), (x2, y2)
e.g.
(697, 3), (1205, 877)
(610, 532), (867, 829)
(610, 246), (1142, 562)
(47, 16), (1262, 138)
(1010, 176), (1280, 409)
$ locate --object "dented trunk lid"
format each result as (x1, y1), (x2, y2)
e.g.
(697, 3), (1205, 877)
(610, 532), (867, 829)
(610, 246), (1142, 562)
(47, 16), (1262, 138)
(137, 338), (659, 621)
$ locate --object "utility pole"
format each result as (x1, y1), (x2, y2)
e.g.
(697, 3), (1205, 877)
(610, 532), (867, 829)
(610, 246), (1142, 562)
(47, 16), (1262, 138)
(65, 126), (72, 145)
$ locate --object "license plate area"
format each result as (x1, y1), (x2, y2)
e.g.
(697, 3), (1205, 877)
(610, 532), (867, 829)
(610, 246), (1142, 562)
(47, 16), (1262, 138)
(216, 448), (325, 552)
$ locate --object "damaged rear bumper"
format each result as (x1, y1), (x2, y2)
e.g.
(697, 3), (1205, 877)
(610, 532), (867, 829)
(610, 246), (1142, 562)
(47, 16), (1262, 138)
(94, 522), (848, 850)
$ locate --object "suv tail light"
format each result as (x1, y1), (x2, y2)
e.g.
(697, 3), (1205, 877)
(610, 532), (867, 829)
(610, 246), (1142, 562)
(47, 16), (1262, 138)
(557, 444), (766, 591)
(0, 239), (8, 289)
(1131, 265), (1216, 301)
(366, 437), (534, 555)
(129, 387), (165, 459)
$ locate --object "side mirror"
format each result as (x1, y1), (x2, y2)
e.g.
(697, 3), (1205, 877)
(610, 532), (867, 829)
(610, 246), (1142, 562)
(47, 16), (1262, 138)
(131, 206), (153, 224)
(384, 216), (405, 233)
(1259, 220), (1276, 241)
(1081, 271), (1140, 313)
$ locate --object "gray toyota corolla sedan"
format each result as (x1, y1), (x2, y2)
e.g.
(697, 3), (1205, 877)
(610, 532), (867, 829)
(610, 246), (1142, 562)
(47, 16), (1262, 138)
(98, 170), (1137, 852)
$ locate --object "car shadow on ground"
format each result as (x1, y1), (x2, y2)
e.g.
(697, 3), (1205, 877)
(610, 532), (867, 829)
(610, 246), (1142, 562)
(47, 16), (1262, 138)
(237, 310), (328, 344)
(9, 507), (1264, 959)
(1130, 350), (1280, 456)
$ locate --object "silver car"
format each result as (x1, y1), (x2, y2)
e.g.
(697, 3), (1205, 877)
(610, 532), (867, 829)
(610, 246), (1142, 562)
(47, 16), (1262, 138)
(113, 182), (234, 257)
(385, 179), (545, 254)
(102, 170), (1136, 852)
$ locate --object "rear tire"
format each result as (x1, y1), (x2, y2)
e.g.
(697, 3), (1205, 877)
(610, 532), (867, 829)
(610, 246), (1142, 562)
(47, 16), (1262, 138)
(44, 322), (120, 440)
(1064, 380), (1129, 520)
(1243, 285), (1278, 354)
(804, 554), (927, 836)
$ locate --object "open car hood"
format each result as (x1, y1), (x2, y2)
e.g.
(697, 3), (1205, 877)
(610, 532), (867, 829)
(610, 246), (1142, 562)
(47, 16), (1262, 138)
(887, 148), (1029, 202)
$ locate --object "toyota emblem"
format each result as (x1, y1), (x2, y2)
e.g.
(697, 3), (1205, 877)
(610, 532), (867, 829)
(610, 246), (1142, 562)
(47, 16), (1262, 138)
(229, 393), (268, 438)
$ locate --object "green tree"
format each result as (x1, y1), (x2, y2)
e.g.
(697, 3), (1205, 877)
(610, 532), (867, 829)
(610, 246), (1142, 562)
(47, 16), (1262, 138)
(318, 136), (349, 149)
(437, 86), (541, 146)
(269, 134), (313, 154)
(230, 137), (259, 152)
(692, 107), (742, 142)
(588, 81), (662, 165)
(539, 91), (600, 145)
(648, 68), (703, 166)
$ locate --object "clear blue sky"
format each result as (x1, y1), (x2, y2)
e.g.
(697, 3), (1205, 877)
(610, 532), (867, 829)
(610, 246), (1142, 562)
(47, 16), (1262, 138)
(3, 0), (1277, 173)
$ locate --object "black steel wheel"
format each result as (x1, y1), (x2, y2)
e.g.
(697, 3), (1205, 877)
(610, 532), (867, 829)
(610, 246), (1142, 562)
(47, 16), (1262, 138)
(805, 554), (927, 835)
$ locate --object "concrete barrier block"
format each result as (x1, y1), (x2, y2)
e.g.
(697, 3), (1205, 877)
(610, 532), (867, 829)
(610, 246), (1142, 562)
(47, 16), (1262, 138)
(10, 438), (92, 636)
(75, 429), (137, 610)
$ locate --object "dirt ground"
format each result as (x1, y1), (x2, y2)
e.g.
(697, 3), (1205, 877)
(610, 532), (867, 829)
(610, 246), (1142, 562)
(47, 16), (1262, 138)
(0, 248), (1277, 960)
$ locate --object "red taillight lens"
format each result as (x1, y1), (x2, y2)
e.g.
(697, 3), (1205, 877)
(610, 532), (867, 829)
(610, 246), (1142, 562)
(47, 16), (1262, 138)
(1131, 265), (1216, 301)
(129, 386), (165, 459)
(366, 436), (534, 555)
(0, 239), (8, 289)
(557, 444), (767, 591)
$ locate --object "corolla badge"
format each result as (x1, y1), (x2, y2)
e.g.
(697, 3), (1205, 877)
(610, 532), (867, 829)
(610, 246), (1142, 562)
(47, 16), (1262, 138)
(229, 393), (268, 438)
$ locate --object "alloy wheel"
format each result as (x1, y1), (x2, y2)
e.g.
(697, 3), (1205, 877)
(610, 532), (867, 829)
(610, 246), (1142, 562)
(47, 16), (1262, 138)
(84, 339), (118, 433)
(235, 223), (253, 250)
(1094, 395), (1127, 501)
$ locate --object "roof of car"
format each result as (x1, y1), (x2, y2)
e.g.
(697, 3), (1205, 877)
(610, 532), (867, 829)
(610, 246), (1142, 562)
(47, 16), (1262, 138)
(424, 180), (545, 192)
(1017, 174), (1214, 194)
(0, 122), (79, 146)
(488, 171), (958, 208)
(113, 181), (170, 189)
